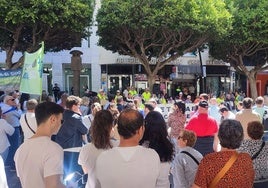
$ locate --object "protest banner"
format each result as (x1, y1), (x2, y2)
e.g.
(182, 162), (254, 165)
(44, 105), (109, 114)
(158, 103), (197, 122)
(20, 42), (44, 95)
(0, 69), (22, 91)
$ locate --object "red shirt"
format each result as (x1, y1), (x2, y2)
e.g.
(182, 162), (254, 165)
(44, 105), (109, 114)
(186, 113), (218, 136)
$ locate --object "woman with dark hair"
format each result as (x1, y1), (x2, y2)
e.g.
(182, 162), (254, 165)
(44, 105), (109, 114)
(238, 121), (268, 188)
(192, 119), (254, 188)
(167, 101), (186, 140)
(140, 111), (174, 188)
(167, 101), (186, 154)
(78, 110), (118, 188)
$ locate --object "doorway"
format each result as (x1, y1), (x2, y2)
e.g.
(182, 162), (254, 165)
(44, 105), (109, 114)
(67, 75), (90, 96)
(108, 75), (132, 94)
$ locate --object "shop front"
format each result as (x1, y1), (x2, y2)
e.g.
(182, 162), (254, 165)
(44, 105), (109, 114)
(170, 64), (201, 99)
(204, 61), (232, 97)
(100, 56), (203, 98)
(101, 64), (133, 94)
(101, 63), (174, 95)
(100, 53), (234, 99)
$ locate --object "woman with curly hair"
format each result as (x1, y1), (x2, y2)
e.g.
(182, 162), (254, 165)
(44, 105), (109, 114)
(238, 121), (268, 188)
(140, 111), (174, 188)
(172, 130), (203, 188)
(78, 110), (118, 188)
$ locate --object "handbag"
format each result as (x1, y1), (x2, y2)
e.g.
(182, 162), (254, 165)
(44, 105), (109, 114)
(208, 152), (239, 188)
(252, 141), (265, 160)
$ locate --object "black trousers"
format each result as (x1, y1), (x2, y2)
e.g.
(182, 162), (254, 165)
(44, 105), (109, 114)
(194, 136), (214, 156)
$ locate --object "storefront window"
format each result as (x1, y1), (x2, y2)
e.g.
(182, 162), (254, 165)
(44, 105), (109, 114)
(64, 66), (91, 96)
(206, 77), (220, 97)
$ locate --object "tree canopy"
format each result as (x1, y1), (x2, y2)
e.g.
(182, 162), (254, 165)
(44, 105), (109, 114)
(97, 0), (232, 89)
(209, 0), (268, 99)
(0, 0), (94, 69)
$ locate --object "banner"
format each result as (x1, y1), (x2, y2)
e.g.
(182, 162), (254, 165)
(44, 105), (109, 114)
(0, 69), (22, 91)
(20, 42), (44, 95)
(158, 103), (196, 122)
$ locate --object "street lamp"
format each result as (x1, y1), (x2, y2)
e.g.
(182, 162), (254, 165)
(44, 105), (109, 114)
(198, 48), (205, 93)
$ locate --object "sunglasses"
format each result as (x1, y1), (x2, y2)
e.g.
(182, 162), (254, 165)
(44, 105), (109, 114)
(9, 98), (15, 101)
(177, 136), (183, 140)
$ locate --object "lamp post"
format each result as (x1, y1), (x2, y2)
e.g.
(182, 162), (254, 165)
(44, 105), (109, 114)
(198, 48), (205, 93)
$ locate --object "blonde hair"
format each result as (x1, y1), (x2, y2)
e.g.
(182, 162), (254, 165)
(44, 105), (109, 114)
(91, 102), (102, 116)
(81, 96), (90, 106)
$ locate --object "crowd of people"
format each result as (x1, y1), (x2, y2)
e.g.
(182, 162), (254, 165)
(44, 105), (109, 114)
(0, 87), (268, 188)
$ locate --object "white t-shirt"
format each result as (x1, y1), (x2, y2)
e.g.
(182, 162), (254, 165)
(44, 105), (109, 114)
(96, 145), (161, 188)
(14, 136), (64, 188)
(158, 162), (171, 188)
(20, 112), (38, 139)
(78, 140), (119, 188)
(0, 119), (14, 153)
(0, 156), (8, 188)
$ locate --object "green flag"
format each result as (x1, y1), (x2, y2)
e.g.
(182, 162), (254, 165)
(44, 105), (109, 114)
(20, 42), (44, 95)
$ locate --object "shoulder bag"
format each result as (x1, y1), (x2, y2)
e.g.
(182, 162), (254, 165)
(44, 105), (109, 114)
(181, 150), (200, 165)
(24, 114), (36, 134)
(208, 152), (239, 188)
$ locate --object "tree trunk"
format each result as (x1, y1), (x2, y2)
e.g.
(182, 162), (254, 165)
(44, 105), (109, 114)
(147, 73), (156, 94)
(248, 72), (258, 100)
(5, 26), (23, 69)
(11, 56), (24, 69)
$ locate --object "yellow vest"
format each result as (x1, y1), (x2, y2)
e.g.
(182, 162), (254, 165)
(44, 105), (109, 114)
(142, 92), (151, 102)
(160, 97), (167, 104)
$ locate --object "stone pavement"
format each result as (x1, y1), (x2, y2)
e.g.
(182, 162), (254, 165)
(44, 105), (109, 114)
(5, 166), (21, 188)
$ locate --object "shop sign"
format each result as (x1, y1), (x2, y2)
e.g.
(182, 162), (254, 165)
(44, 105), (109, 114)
(206, 59), (229, 66)
(134, 74), (147, 81)
(116, 57), (201, 66)
(116, 57), (140, 64)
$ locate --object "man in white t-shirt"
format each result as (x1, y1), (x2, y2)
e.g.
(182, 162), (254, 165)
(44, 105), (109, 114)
(14, 102), (65, 188)
(20, 99), (38, 139)
(0, 156), (8, 188)
(95, 109), (161, 188)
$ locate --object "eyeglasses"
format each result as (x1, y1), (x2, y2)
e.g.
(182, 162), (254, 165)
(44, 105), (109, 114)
(9, 98), (15, 101)
(177, 136), (183, 140)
